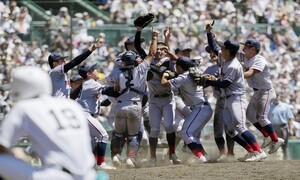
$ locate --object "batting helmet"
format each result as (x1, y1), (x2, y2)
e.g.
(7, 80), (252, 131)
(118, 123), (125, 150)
(10, 66), (52, 101)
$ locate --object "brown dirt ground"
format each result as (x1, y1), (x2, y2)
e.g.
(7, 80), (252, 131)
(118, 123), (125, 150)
(105, 160), (300, 180)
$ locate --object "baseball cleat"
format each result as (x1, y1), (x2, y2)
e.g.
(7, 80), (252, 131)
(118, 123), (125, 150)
(261, 136), (272, 148)
(169, 154), (182, 165)
(149, 157), (157, 167)
(97, 162), (116, 170)
(197, 155), (207, 163)
(268, 138), (284, 154)
(216, 154), (227, 162)
(125, 158), (135, 168)
(255, 150), (267, 161)
(112, 154), (122, 167)
(238, 152), (254, 162)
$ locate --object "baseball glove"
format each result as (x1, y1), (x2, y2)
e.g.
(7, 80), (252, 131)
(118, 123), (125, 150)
(134, 13), (155, 28)
(164, 70), (177, 80)
(200, 74), (218, 81)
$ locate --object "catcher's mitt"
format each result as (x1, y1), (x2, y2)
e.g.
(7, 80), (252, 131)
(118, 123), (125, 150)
(164, 70), (177, 80)
(134, 13), (155, 28)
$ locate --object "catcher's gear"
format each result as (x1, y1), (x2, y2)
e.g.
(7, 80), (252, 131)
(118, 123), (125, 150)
(164, 70), (177, 80)
(134, 13), (155, 28)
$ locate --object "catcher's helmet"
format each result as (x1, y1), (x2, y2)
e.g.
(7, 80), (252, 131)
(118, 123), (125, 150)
(121, 51), (139, 67)
(10, 66), (52, 101)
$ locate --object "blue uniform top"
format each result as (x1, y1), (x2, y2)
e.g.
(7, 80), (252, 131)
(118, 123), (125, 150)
(268, 102), (294, 125)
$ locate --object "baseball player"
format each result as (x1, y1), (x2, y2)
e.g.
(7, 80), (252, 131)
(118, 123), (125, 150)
(146, 40), (182, 167)
(108, 29), (159, 168)
(203, 45), (235, 161)
(70, 74), (83, 100)
(268, 94), (294, 160)
(48, 38), (102, 98)
(77, 63), (118, 170)
(238, 39), (284, 154)
(0, 66), (96, 180)
(161, 57), (213, 163)
(205, 23), (267, 161)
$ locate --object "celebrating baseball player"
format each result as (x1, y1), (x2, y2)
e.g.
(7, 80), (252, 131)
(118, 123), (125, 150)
(203, 45), (235, 161)
(161, 56), (213, 163)
(77, 63), (119, 170)
(238, 39), (284, 154)
(48, 38), (103, 98)
(0, 66), (96, 180)
(204, 23), (267, 162)
(108, 28), (159, 168)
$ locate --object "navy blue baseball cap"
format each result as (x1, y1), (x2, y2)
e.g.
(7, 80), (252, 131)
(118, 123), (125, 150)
(176, 56), (195, 71)
(240, 39), (261, 51)
(217, 39), (240, 54)
(70, 74), (83, 83)
(205, 45), (212, 53)
(78, 63), (97, 79)
(124, 36), (145, 46)
(48, 52), (67, 62)
(175, 45), (193, 54)
(48, 52), (68, 68)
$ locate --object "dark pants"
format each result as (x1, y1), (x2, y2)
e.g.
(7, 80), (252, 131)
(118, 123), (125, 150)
(274, 124), (289, 160)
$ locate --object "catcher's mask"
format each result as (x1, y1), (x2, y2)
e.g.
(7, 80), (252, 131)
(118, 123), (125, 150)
(121, 51), (140, 68)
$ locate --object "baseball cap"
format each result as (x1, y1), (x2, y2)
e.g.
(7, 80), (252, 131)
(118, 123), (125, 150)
(78, 63), (97, 79)
(205, 45), (212, 53)
(48, 52), (68, 68)
(175, 45), (193, 54)
(48, 52), (67, 62)
(217, 39), (240, 54)
(70, 74), (83, 83)
(176, 56), (195, 71)
(240, 39), (261, 51)
(157, 41), (168, 50)
(124, 36), (145, 46)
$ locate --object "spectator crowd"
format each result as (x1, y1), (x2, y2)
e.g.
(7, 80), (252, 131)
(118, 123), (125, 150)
(0, 0), (300, 136)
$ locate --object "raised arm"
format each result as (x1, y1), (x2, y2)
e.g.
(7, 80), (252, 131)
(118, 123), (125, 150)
(145, 28), (159, 65)
(63, 38), (103, 73)
(134, 26), (147, 59)
(205, 22), (220, 56)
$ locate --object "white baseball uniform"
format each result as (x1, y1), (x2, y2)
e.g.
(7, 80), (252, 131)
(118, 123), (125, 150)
(0, 95), (96, 180)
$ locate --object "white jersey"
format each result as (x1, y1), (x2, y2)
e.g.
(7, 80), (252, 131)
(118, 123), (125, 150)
(110, 60), (150, 102)
(147, 58), (173, 96)
(49, 64), (70, 98)
(169, 71), (206, 106)
(0, 95), (95, 177)
(77, 79), (104, 114)
(221, 57), (246, 96)
(237, 53), (273, 90)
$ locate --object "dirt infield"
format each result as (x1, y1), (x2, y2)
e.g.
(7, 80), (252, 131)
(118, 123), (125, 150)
(106, 160), (300, 180)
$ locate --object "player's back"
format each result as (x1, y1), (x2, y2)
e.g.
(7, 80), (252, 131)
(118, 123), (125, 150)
(15, 95), (96, 178)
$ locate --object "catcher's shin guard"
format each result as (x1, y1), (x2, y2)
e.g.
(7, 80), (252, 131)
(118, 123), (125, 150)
(110, 131), (126, 157)
(127, 134), (140, 158)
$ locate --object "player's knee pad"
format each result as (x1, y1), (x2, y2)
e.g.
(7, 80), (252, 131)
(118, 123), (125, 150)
(164, 124), (175, 134)
(111, 132), (126, 155)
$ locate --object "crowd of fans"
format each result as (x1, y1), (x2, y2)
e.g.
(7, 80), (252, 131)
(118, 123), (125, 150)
(0, 0), (300, 135)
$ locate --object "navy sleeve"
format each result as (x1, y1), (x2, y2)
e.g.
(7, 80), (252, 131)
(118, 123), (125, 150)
(207, 33), (220, 56)
(64, 50), (92, 73)
(205, 79), (231, 89)
(134, 31), (147, 59)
